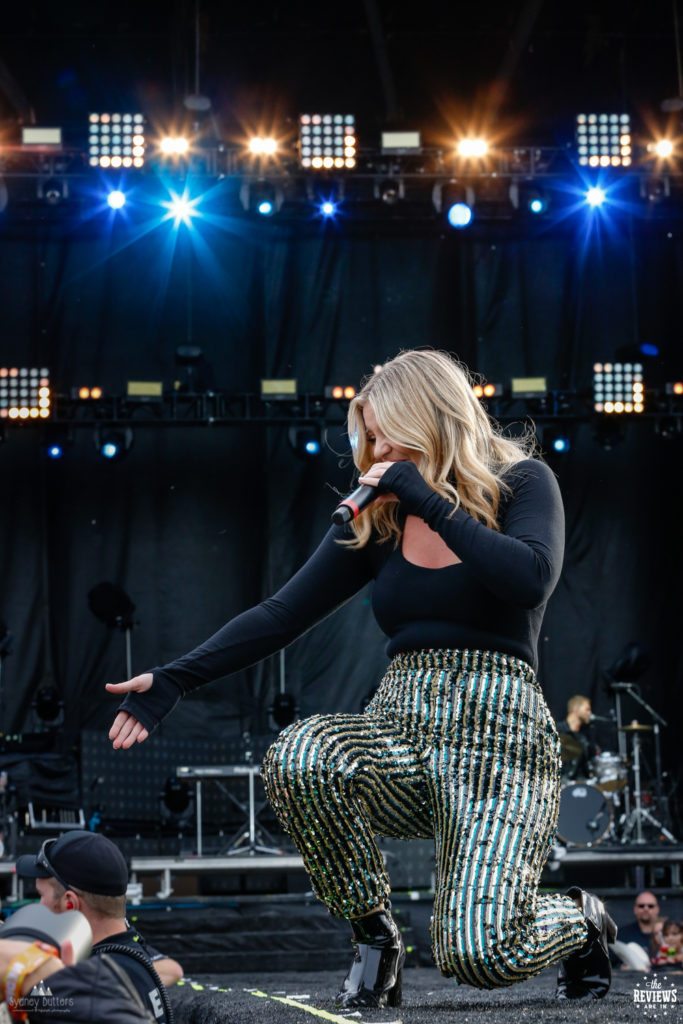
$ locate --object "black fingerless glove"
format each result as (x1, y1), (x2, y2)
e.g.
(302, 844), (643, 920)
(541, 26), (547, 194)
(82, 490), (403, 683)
(118, 671), (183, 734)
(378, 460), (442, 516)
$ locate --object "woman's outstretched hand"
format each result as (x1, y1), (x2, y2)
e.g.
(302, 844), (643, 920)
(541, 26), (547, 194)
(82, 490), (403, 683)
(106, 673), (153, 748)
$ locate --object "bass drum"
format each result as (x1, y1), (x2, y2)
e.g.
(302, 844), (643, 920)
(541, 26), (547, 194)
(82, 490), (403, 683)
(556, 782), (612, 846)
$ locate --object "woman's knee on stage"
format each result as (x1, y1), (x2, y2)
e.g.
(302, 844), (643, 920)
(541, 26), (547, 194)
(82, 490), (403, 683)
(263, 713), (365, 796)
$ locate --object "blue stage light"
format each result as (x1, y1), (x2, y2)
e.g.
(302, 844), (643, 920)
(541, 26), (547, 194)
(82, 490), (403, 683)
(447, 202), (473, 228)
(552, 436), (570, 453)
(161, 190), (201, 227)
(46, 444), (63, 459)
(585, 186), (606, 207)
(320, 201), (336, 217)
(529, 197), (547, 214)
(640, 343), (659, 357)
(288, 425), (323, 458)
(107, 190), (126, 210)
(101, 441), (119, 459)
(257, 199), (274, 216)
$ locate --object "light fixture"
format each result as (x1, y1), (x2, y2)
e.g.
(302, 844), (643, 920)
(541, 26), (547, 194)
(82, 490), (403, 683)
(73, 386), (103, 400)
(543, 427), (571, 454)
(457, 138), (488, 158)
(38, 178), (67, 206)
(516, 185), (549, 215)
(575, 113), (631, 168)
(585, 186), (607, 207)
(260, 378), (298, 401)
(318, 199), (338, 217)
(107, 190), (126, 210)
(510, 377), (547, 399)
(381, 131), (421, 154)
(248, 137), (277, 155)
(652, 139), (675, 158)
(288, 425), (323, 458)
(434, 182), (473, 228)
(161, 190), (202, 227)
(126, 381), (163, 401)
(22, 127), (63, 148)
(299, 113), (356, 169)
(94, 427), (134, 461)
(592, 362), (644, 414)
(375, 178), (403, 205)
(239, 180), (282, 217)
(160, 136), (190, 156)
(88, 113), (145, 168)
(324, 385), (356, 400)
(473, 382), (503, 399)
(0, 367), (50, 420)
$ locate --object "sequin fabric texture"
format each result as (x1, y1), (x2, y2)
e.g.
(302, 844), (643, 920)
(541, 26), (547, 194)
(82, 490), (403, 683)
(263, 648), (588, 988)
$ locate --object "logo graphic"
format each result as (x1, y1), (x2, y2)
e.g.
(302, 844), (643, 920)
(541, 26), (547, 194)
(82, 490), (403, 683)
(633, 975), (679, 1017)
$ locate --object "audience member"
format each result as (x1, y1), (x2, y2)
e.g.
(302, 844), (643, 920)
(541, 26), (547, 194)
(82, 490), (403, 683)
(651, 918), (683, 970)
(15, 831), (177, 1021)
(0, 935), (156, 1022)
(617, 891), (661, 953)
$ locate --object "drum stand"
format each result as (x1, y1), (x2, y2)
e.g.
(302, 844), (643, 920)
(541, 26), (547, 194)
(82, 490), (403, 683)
(620, 729), (677, 845)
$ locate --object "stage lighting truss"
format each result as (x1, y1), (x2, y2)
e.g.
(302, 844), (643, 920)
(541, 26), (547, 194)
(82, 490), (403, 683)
(0, 367), (51, 420)
(88, 113), (145, 169)
(576, 113), (631, 168)
(593, 362), (644, 414)
(299, 114), (356, 170)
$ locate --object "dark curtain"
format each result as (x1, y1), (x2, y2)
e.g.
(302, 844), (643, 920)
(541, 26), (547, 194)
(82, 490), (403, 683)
(1, 211), (682, 790)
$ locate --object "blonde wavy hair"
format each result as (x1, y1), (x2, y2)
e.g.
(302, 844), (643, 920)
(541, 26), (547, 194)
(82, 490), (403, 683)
(345, 349), (538, 548)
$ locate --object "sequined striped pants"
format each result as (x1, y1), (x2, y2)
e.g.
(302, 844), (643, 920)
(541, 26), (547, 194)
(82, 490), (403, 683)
(262, 648), (588, 988)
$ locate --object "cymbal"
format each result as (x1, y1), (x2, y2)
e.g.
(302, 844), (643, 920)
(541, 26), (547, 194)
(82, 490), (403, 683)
(618, 724), (654, 732)
(559, 733), (584, 760)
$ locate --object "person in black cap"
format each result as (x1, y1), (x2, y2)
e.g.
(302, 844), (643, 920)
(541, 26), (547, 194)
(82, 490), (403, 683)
(16, 831), (178, 1021)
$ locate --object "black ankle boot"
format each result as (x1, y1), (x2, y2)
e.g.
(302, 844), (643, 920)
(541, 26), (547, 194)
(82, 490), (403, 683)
(556, 887), (617, 1000)
(335, 907), (405, 1009)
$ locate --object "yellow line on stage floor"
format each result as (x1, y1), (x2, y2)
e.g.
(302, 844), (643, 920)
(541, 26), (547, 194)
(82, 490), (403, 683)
(249, 988), (382, 1023)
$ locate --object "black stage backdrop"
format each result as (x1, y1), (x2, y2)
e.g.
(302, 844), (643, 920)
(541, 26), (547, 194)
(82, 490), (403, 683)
(1, 215), (682, 796)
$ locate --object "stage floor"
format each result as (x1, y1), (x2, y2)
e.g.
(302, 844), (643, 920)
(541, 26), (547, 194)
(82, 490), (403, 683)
(169, 965), (677, 1024)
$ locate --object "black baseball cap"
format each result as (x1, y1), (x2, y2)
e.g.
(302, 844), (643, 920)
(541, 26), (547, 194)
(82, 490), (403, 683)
(15, 831), (129, 896)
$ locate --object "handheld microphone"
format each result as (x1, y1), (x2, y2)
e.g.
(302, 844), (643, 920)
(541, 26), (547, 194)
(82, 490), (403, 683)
(331, 484), (378, 525)
(589, 714), (613, 723)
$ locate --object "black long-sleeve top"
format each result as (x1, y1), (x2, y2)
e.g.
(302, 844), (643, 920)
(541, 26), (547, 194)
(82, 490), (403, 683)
(120, 458), (565, 733)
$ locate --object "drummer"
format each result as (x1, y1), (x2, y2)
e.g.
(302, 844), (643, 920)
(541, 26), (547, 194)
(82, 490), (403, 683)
(557, 694), (596, 781)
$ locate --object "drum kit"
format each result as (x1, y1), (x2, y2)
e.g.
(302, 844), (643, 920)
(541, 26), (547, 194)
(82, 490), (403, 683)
(556, 718), (678, 848)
